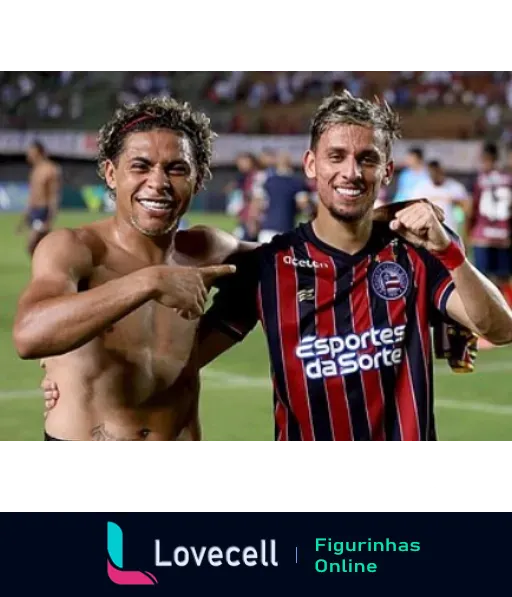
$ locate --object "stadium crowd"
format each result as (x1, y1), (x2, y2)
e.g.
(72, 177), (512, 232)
(2, 71), (512, 139)
(0, 71), (88, 126)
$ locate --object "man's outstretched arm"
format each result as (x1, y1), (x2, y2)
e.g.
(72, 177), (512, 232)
(13, 229), (161, 359)
(13, 228), (231, 359)
(39, 310), (244, 408)
(444, 262), (512, 346)
(39, 230), (260, 406)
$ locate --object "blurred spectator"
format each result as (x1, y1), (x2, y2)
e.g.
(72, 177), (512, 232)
(225, 152), (261, 241)
(468, 142), (512, 313)
(249, 151), (313, 243)
(414, 160), (470, 235)
(276, 72), (294, 104)
(258, 148), (278, 173)
(208, 72), (244, 103)
(393, 147), (430, 202)
(0, 72), (30, 113)
(506, 143), (512, 173)
(117, 72), (173, 106)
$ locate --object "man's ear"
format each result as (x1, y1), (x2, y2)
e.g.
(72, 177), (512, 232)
(104, 160), (117, 196)
(382, 160), (394, 186)
(303, 149), (316, 180)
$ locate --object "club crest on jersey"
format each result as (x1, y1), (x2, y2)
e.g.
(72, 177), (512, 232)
(371, 261), (409, 301)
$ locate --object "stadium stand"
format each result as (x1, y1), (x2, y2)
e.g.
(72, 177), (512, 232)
(2, 71), (512, 140)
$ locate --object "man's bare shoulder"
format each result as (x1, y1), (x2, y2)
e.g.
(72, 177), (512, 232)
(175, 225), (260, 265)
(33, 160), (61, 182)
(48, 161), (62, 179)
(34, 220), (108, 266)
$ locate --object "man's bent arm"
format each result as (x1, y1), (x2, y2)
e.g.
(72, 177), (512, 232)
(198, 325), (239, 369)
(13, 229), (158, 359)
(196, 243), (263, 368)
(446, 260), (512, 345)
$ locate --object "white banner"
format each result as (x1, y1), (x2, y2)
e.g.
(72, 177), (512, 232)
(0, 130), (490, 172)
(213, 136), (486, 172)
(0, 130), (98, 159)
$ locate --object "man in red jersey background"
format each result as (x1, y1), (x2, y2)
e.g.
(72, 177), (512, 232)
(467, 142), (512, 349)
(468, 143), (512, 307)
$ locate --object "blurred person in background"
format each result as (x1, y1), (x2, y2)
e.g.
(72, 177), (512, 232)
(505, 142), (512, 174)
(393, 147), (430, 202)
(258, 147), (277, 173)
(414, 160), (470, 240)
(225, 152), (260, 241)
(468, 143), (512, 315)
(16, 140), (62, 256)
(248, 150), (313, 243)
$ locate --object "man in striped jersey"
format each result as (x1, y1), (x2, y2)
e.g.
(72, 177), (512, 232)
(199, 92), (512, 440)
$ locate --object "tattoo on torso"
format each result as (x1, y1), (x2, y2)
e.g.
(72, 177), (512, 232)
(90, 424), (150, 441)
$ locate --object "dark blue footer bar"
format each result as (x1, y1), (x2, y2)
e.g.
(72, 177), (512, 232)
(3, 513), (509, 595)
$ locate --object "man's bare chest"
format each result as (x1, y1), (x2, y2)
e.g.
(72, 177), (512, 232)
(83, 255), (202, 386)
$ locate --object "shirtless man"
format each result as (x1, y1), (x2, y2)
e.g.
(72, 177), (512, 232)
(16, 141), (62, 255)
(13, 97), (250, 441)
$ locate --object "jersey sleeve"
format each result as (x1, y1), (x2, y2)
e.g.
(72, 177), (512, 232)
(416, 245), (456, 320)
(202, 247), (263, 342)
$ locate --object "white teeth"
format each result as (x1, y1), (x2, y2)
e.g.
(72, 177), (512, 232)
(335, 188), (363, 197)
(139, 200), (172, 210)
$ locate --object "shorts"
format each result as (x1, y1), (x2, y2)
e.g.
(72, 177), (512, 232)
(473, 247), (511, 278)
(44, 431), (65, 448)
(28, 207), (50, 231)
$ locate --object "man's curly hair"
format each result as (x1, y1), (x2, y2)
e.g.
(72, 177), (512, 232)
(310, 91), (402, 158)
(97, 97), (216, 192)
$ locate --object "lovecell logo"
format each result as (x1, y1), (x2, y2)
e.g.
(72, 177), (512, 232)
(107, 522), (158, 585)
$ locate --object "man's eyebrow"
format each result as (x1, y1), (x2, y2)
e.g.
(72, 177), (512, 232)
(129, 156), (152, 164)
(129, 156), (189, 166)
(358, 148), (382, 158)
(325, 146), (382, 157)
